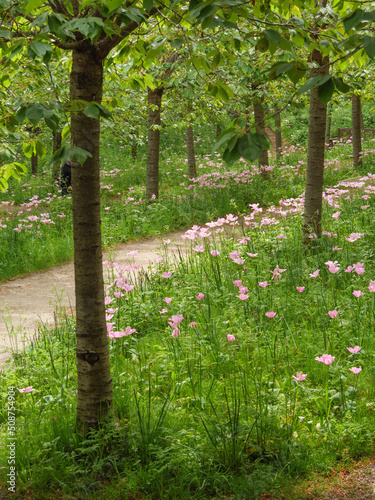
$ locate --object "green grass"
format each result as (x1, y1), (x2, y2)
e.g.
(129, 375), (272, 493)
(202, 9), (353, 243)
(1, 143), (375, 498)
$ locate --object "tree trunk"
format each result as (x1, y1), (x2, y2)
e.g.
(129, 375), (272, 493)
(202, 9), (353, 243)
(325, 102), (332, 147)
(253, 88), (269, 177)
(70, 47), (113, 431)
(31, 152), (38, 175)
(274, 106), (282, 162)
(303, 50), (329, 240)
(186, 104), (196, 178)
(52, 130), (62, 182)
(146, 86), (163, 200)
(216, 123), (222, 138)
(352, 92), (362, 167)
(131, 142), (137, 161)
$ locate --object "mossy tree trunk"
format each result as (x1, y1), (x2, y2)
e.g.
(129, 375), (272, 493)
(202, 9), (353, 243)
(252, 86), (269, 178)
(186, 104), (196, 178)
(352, 92), (362, 167)
(274, 105), (282, 162)
(52, 130), (62, 182)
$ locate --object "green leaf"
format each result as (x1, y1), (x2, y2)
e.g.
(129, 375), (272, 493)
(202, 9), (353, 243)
(52, 146), (93, 166)
(211, 128), (238, 152)
(28, 41), (52, 60)
(264, 29), (282, 44)
(83, 103), (100, 119)
(0, 29), (11, 40)
(287, 66), (305, 84)
(318, 78), (335, 105)
(343, 9), (364, 33)
(25, 0), (45, 15)
(362, 36), (375, 58)
(297, 75), (324, 96)
(332, 76), (350, 93)
(171, 37), (184, 49)
(275, 62), (294, 76)
(223, 142), (242, 166)
(25, 104), (45, 126)
(15, 106), (27, 123)
(237, 134), (262, 162)
(143, 0), (153, 11)
(105, 0), (124, 13)
(48, 14), (63, 34)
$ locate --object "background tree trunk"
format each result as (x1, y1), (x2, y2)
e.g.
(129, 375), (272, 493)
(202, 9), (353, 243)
(216, 123), (222, 138)
(274, 105), (282, 162)
(52, 130), (62, 182)
(352, 92), (362, 167)
(131, 142), (137, 161)
(70, 48), (113, 431)
(252, 87), (269, 177)
(186, 104), (196, 178)
(146, 86), (164, 200)
(325, 102), (332, 147)
(31, 152), (38, 175)
(303, 50), (329, 240)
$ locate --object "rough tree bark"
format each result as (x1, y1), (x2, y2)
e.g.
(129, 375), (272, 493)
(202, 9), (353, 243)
(52, 130), (62, 182)
(303, 49), (329, 240)
(352, 92), (362, 167)
(186, 104), (196, 178)
(325, 102), (332, 147)
(70, 46), (113, 431)
(146, 86), (164, 200)
(131, 142), (137, 161)
(274, 105), (282, 162)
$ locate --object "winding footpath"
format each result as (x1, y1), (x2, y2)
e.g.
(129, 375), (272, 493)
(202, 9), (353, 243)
(0, 229), (188, 367)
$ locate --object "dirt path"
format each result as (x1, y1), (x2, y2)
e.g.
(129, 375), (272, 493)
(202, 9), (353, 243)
(0, 230), (188, 367)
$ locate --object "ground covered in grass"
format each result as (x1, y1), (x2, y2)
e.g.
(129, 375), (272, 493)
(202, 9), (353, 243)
(1, 131), (375, 497)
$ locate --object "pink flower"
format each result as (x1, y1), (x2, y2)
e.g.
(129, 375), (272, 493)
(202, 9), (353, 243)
(265, 311), (276, 318)
(347, 346), (362, 354)
(259, 281), (269, 288)
(332, 211), (340, 219)
(328, 310), (338, 318)
(353, 263), (365, 275)
(345, 266), (354, 273)
(233, 280), (242, 287)
(270, 265), (286, 281)
(172, 328), (180, 338)
(328, 265), (340, 274)
(164, 297), (172, 303)
(315, 354), (335, 365)
(110, 326), (136, 338)
(352, 290), (362, 297)
(210, 250), (220, 256)
(17, 386), (35, 393)
(123, 284), (134, 292)
(246, 252), (258, 257)
(159, 308), (168, 314)
(168, 314), (184, 328)
(162, 272), (172, 278)
(239, 286), (248, 293)
(127, 250), (138, 256)
(349, 367), (362, 374)
(227, 334), (235, 342)
(309, 270), (320, 278)
(193, 245), (204, 252)
(189, 322), (197, 327)
(292, 372), (307, 382)
(105, 297), (113, 305)
(196, 293), (205, 300)
(368, 284), (375, 292)
(296, 287), (305, 293)
(238, 293), (249, 300)
(114, 291), (123, 298)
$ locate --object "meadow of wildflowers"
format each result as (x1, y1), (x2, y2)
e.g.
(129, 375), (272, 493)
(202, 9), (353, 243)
(1, 125), (375, 498)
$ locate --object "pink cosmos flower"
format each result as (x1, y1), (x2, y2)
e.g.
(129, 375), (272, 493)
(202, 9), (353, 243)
(233, 280), (242, 287)
(106, 322), (114, 335)
(265, 311), (276, 318)
(196, 293), (205, 300)
(123, 284), (134, 292)
(210, 250), (220, 257)
(239, 286), (249, 294)
(349, 367), (362, 374)
(127, 250), (138, 256)
(259, 281), (269, 288)
(315, 354), (335, 365)
(227, 334), (235, 342)
(332, 211), (340, 219)
(347, 346), (362, 354)
(296, 287), (305, 293)
(352, 290), (362, 297)
(163, 239), (171, 245)
(345, 266), (354, 273)
(133, 265), (140, 269)
(353, 263), (365, 275)
(105, 297), (113, 305)
(110, 326), (136, 338)
(368, 284), (375, 292)
(309, 270), (320, 278)
(114, 291), (123, 298)
(18, 386), (35, 393)
(328, 265), (340, 274)
(162, 272), (172, 278)
(246, 252), (258, 257)
(159, 308), (168, 314)
(164, 297), (172, 303)
(189, 322), (197, 327)
(292, 372), (307, 382)
(328, 310), (339, 318)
